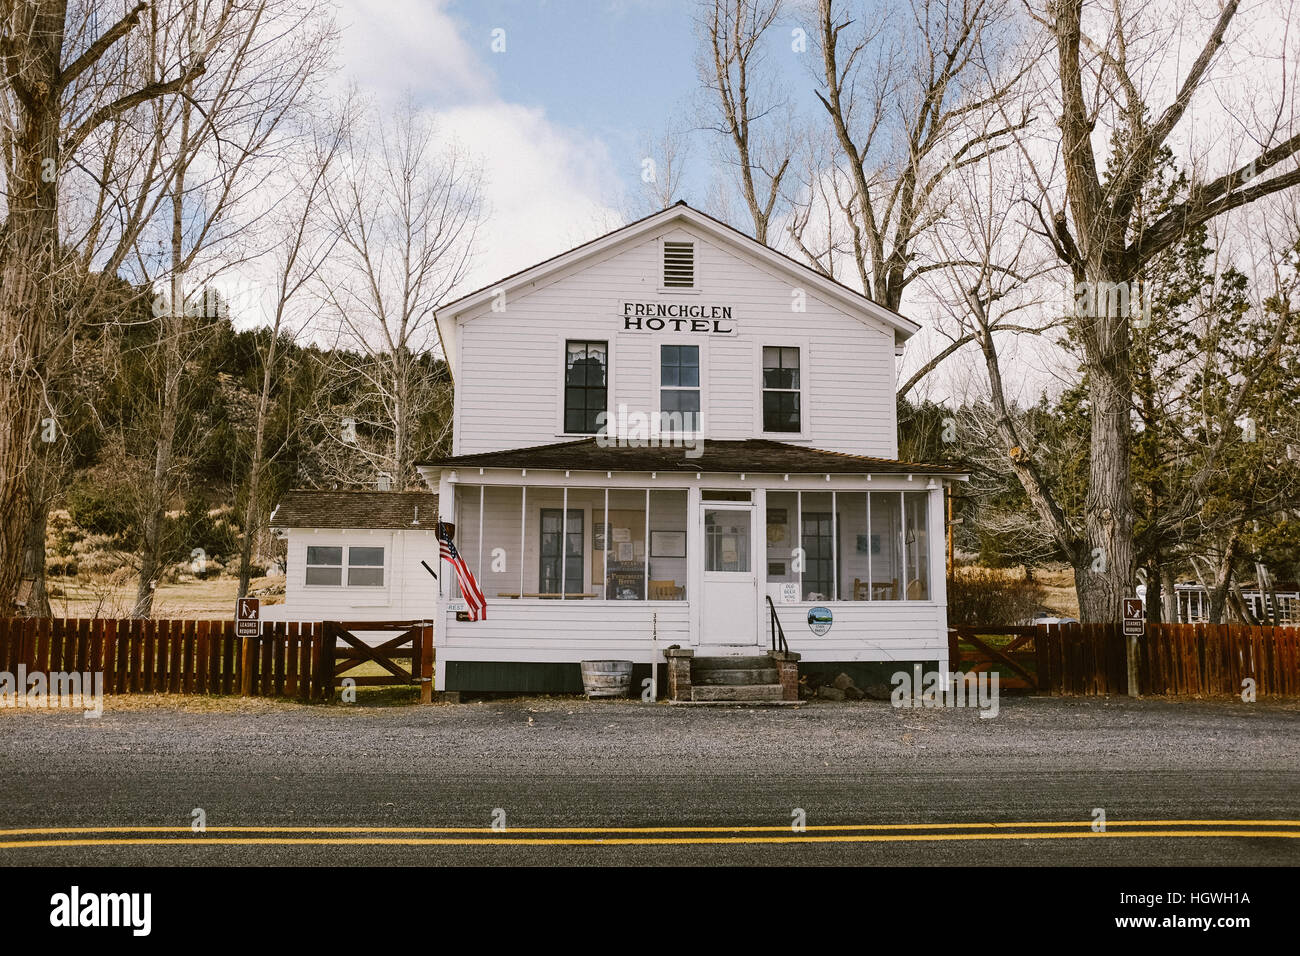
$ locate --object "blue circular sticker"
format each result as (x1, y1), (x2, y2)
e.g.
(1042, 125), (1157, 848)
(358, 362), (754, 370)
(807, 606), (832, 636)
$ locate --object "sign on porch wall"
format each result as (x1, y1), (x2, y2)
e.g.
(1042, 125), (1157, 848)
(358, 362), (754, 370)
(619, 300), (737, 335)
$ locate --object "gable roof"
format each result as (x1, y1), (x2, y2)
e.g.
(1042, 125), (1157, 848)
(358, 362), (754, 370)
(434, 202), (921, 381)
(269, 490), (440, 530)
(419, 437), (963, 476)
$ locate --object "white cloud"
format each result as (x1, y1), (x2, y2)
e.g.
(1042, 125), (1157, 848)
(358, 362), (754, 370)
(436, 102), (623, 289)
(336, 0), (493, 104)
(335, 0), (625, 298)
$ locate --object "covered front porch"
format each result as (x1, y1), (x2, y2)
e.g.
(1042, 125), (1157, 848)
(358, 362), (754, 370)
(418, 439), (963, 690)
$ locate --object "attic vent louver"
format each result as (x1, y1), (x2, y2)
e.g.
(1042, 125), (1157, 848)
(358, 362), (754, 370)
(663, 241), (694, 288)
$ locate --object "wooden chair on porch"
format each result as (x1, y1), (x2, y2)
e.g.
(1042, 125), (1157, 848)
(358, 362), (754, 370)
(852, 578), (870, 601)
(648, 579), (683, 600)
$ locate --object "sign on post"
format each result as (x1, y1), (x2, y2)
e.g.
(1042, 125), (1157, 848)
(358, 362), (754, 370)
(236, 597), (260, 638)
(1122, 598), (1144, 637)
(1122, 597), (1143, 698)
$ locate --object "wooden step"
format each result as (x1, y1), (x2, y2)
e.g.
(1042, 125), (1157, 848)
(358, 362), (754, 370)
(691, 684), (784, 702)
(693, 668), (779, 685)
(692, 655), (775, 671)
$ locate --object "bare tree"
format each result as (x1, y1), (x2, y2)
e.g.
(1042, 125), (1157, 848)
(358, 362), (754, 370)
(981, 0), (1300, 620)
(237, 102), (350, 598)
(696, 0), (794, 242)
(0, 0), (208, 609)
(631, 118), (691, 217)
(314, 98), (482, 491)
(795, 0), (1029, 311)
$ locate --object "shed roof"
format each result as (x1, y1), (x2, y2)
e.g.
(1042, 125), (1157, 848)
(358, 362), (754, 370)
(269, 490), (440, 530)
(419, 438), (964, 476)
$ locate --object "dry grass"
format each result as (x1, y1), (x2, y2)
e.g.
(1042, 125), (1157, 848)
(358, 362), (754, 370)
(45, 575), (284, 619)
(1032, 565), (1080, 618)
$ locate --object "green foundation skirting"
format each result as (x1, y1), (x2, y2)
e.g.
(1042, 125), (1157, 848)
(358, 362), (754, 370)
(445, 659), (937, 694)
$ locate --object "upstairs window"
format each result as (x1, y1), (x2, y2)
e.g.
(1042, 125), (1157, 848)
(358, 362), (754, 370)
(564, 340), (608, 434)
(762, 346), (801, 432)
(660, 344), (700, 433)
(663, 241), (694, 288)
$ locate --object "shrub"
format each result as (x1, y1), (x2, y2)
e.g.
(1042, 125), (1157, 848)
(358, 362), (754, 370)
(947, 566), (1047, 626)
(66, 484), (134, 539)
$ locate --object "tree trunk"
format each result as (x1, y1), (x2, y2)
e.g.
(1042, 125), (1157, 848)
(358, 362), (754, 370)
(133, 89), (193, 619)
(238, 372), (273, 599)
(1207, 525), (1244, 624)
(1076, 322), (1136, 622)
(22, 493), (52, 618)
(0, 5), (63, 608)
(1144, 557), (1162, 624)
(1161, 564), (1178, 623)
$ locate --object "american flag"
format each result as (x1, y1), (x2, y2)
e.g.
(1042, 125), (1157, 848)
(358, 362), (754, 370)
(439, 520), (486, 621)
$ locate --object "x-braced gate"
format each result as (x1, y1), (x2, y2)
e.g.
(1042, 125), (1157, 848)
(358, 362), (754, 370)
(321, 621), (434, 703)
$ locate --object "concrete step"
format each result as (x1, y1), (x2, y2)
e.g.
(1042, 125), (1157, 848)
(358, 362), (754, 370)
(693, 668), (780, 685)
(690, 684), (784, 702)
(692, 655), (776, 671)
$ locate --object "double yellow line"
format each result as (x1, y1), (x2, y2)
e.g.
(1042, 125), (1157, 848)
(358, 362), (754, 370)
(2, 819), (1299, 849)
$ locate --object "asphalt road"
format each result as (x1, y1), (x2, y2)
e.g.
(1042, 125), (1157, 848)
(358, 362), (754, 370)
(1, 694), (1297, 865)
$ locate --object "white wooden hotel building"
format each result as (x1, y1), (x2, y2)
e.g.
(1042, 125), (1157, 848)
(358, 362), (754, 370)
(415, 202), (966, 694)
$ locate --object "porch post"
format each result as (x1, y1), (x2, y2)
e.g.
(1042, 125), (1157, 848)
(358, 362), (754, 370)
(930, 481), (949, 677)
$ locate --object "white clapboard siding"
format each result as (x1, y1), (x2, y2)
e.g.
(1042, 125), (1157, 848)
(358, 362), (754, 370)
(453, 223), (898, 457)
(440, 602), (692, 663)
(769, 602), (948, 662)
(270, 528), (440, 622)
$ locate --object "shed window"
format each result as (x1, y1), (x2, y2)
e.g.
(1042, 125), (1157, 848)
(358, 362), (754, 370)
(305, 545), (384, 587)
(348, 546), (385, 587)
(564, 340), (607, 434)
(305, 546), (342, 586)
(762, 346), (801, 432)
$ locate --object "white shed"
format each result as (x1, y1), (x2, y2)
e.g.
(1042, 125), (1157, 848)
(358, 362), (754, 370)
(265, 490), (442, 623)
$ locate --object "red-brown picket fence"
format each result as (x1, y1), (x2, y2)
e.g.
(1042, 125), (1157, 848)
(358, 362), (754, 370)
(0, 618), (433, 702)
(0, 617), (330, 700)
(950, 622), (1300, 696)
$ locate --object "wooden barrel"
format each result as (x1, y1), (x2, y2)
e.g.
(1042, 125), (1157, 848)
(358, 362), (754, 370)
(580, 660), (634, 698)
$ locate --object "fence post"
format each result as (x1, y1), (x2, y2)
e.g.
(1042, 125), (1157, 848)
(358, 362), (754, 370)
(1126, 622), (1140, 698)
(240, 627), (255, 697)
(420, 623), (433, 704)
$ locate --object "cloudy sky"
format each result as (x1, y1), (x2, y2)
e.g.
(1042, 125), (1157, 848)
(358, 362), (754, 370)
(336, 0), (726, 287)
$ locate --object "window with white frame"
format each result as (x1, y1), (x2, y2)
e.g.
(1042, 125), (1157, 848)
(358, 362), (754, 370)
(659, 344), (700, 433)
(762, 346), (801, 432)
(304, 545), (384, 587)
(563, 340), (607, 434)
(348, 546), (385, 587)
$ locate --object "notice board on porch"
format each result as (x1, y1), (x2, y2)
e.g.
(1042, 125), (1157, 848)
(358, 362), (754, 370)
(594, 509), (646, 592)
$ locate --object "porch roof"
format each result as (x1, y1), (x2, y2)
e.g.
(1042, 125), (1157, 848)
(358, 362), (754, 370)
(419, 438), (965, 476)
(270, 490), (440, 530)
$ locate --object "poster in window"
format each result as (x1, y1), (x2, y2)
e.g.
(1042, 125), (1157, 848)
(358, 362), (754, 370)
(650, 530), (686, 557)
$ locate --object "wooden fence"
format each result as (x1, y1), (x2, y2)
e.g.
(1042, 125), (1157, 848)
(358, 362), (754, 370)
(950, 622), (1300, 697)
(0, 618), (431, 702)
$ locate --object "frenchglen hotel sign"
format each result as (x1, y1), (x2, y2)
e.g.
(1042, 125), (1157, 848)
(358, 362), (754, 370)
(621, 301), (737, 335)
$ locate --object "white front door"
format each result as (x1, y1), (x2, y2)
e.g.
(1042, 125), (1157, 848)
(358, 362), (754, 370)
(701, 504), (758, 646)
